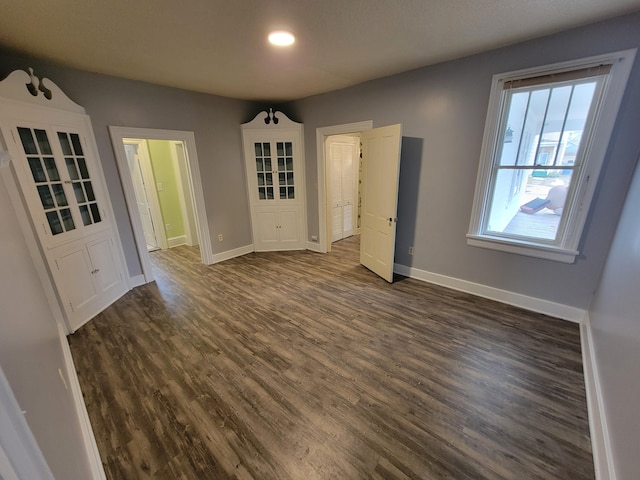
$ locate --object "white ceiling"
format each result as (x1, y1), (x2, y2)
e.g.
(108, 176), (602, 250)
(1, 0), (639, 101)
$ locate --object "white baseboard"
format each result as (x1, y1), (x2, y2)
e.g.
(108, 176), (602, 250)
(580, 315), (616, 480)
(211, 244), (254, 264)
(306, 241), (324, 253)
(167, 235), (186, 248)
(129, 274), (146, 288)
(57, 323), (106, 480)
(393, 263), (586, 323)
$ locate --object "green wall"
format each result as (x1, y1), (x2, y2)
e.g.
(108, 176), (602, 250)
(146, 140), (185, 241)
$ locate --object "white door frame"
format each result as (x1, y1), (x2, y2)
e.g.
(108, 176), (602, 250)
(316, 121), (373, 253)
(109, 127), (212, 283)
(170, 141), (198, 246)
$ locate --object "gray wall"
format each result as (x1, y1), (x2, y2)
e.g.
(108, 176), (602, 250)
(0, 170), (92, 479)
(0, 50), (257, 277)
(588, 158), (640, 480)
(287, 12), (640, 309)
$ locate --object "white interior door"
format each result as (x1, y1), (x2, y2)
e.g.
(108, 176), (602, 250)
(328, 135), (357, 242)
(124, 143), (158, 250)
(360, 124), (402, 282)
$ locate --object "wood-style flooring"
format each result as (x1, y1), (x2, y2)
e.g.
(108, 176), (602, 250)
(69, 236), (594, 479)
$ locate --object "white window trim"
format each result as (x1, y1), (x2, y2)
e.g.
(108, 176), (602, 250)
(468, 49), (637, 263)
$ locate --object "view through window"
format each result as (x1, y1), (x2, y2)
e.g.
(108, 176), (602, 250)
(484, 69), (607, 242)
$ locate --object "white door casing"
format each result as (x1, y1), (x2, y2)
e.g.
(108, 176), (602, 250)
(171, 141), (198, 246)
(0, 69), (129, 332)
(110, 126), (212, 284)
(360, 124), (403, 283)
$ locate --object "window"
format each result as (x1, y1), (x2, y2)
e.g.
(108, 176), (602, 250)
(468, 50), (636, 263)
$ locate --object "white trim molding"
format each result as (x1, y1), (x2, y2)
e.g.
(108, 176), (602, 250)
(57, 324), (107, 480)
(211, 244), (254, 264)
(129, 274), (147, 288)
(167, 235), (187, 248)
(393, 263), (586, 322)
(306, 241), (324, 253)
(580, 314), (616, 480)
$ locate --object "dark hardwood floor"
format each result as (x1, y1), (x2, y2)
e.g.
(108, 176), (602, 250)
(69, 236), (594, 479)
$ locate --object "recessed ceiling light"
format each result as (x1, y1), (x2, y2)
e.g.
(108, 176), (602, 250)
(268, 31), (295, 47)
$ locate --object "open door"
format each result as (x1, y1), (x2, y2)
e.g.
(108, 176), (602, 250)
(360, 124), (402, 282)
(124, 142), (160, 251)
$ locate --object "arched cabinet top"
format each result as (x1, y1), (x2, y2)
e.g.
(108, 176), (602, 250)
(0, 68), (85, 113)
(242, 109), (302, 130)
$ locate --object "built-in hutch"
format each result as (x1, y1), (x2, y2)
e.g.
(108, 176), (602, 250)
(241, 110), (306, 251)
(0, 69), (128, 331)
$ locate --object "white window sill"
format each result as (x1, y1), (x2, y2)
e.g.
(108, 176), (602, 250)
(466, 234), (578, 263)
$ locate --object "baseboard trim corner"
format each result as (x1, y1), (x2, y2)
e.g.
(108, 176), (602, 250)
(580, 315), (616, 480)
(129, 274), (146, 288)
(167, 235), (187, 248)
(393, 263), (586, 323)
(57, 323), (106, 480)
(211, 244), (254, 264)
(306, 241), (324, 253)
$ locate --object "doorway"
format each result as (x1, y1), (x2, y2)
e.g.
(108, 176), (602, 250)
(123, 138), (199, 253)
(326, 134), (360, 243)
(317, 121), (403, 283)
(109, 127), (212, 284)
(316, 121), (373, 253)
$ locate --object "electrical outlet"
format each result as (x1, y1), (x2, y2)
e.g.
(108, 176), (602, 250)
(166, 223), (172, 231)
(408, 246), (414, 255)
(218, 234), (223, 241)
(157, 182), (164, 191)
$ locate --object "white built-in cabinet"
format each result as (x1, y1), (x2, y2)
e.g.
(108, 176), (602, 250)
(0, 69), (128, 332)
(242, 110), (306, 251)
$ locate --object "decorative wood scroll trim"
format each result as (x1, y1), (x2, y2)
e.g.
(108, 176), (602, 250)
(242, 109), (300, 129)
(0, 68), (85, 114)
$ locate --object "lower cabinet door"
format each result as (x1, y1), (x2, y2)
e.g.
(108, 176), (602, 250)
(255, 209), (279, 251)
(278, 207), (303, 248)
(87, 237), (123, 297)
(54, 246), (98, 314)
(50, 232), (127, 331)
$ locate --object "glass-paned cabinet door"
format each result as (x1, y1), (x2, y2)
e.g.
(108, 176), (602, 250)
(18, 127), (76, 235)
(57, 131), (102, 226)
(16, 126), (103, 237)
(276, 141), (295, 200)
(254, 142), (274, 200)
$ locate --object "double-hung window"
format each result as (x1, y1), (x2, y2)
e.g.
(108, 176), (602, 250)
(468, 50), (636, 263)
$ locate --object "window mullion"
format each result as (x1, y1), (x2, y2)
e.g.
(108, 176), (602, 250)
(514, 91), (532, 166)
(552, 85), (575, 167)
(532, 90), (552, 167)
